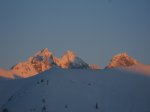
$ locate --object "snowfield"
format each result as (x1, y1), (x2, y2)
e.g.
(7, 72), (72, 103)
(0, 68), (150, 112)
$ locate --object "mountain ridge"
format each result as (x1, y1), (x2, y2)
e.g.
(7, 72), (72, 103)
(0, 48), (149, 79)
(1, 68), (150, 112)
(0, 48), (93, 78)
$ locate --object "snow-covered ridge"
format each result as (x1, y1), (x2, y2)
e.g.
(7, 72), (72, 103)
(0, 68), (150, 112)
(9, 48), (91, 78)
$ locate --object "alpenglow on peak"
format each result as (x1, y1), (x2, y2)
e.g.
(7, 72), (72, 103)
(106, 52), (139, 69)
(11, 48), (91, 78)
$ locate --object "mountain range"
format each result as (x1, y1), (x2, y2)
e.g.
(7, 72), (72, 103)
(0, 48), (150, 79)
(0, 48), (150, 112)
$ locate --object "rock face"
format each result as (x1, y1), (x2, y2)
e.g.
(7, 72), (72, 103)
(11, 48), (54, 77)
(106, 53), (139, 69)
(29, 48), (54, 72)
(11, 48), (90, 77)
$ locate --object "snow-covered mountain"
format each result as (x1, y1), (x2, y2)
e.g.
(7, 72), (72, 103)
(57, 50), (89, 69)
(0, 48), (91, 78)
(1, 49), (150, 79)
(0, 68), (150, 112)
(105, 53), (150, 75)
(106, 52), (139, 69)
(0, 50), (150, 112)
(11, 48), (54, 77)
(12, 48), (90, 72)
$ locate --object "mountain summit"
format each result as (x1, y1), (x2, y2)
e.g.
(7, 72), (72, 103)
(11, 48), (90, 77)
(106, 52), (139, 69)
(36, 48), (53, 57)
(58, 50), (89, 69)
(11, 48), (54, 77)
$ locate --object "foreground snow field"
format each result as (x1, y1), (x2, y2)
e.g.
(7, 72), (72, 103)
(0, 68), (150, 112)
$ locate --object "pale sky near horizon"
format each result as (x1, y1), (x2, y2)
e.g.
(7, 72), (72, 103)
(0, 0), (150, 69)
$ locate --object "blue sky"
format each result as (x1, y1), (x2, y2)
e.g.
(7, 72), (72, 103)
(0, 0), (150, 69)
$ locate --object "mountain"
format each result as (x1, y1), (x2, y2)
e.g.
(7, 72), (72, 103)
(9, 48), (90, 78)
(0, 68), (150, 112)
(105, 53), (150, 75)
(1, 50), (150, 79)
(0, 50), (150, 112)
(106, 52), (139, 69)
(11, 48), (57, 74)
(57, 50), (89, 69)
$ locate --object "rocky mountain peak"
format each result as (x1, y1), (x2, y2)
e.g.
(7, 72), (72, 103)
(36, 48), (52, 57)
(61, 50), (76, 60)
(106, 52), (139, 69)
(10, 48), (90, 77)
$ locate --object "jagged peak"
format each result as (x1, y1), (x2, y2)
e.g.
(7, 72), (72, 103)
(61, 50), (76, 60)
(113, 52), (129, 58)
(106, 52), (139, 69)
(57, 50), (89, 69)
(42, 48), (49, 53)
(66, 50), (76, 57)
(35, 48), (53, 57)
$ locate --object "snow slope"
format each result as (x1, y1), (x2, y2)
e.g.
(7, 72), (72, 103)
(0, 68), (150, 112)
(118, 64), (150, 76)
(0, 69), (14, 79)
